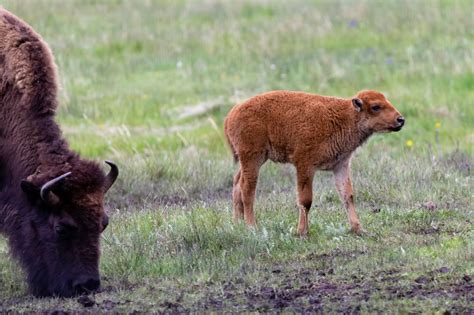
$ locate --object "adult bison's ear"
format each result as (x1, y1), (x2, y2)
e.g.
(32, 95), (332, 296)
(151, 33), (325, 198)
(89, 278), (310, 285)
(21, 180), (40, 202)
(352, 98), (363, 112)
(21, 172), (71, 205)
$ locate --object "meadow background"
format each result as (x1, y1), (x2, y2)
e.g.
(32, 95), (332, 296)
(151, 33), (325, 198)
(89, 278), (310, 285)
(0, 0), (472, 313)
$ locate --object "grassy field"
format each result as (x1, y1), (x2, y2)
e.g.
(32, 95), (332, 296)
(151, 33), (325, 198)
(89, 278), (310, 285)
(0, 0), (473, 313)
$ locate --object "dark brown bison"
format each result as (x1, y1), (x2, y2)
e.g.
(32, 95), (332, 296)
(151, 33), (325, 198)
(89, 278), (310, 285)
(0, 8), (118, 297)
(224, 90), (404, 236)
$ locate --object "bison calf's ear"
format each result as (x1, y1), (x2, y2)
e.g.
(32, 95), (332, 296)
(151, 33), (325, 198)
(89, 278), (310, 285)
(352, 98), (363, 112)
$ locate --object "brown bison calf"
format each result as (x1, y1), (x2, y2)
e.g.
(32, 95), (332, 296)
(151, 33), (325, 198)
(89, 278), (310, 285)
(224, 90), (404, 236)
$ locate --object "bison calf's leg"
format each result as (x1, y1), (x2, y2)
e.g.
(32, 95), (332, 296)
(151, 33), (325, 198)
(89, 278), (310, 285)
(232, 168), (244, 221)
(333, 161), (363, 234)
(239, 161), (261, 227)
(296, 166), (315, 237)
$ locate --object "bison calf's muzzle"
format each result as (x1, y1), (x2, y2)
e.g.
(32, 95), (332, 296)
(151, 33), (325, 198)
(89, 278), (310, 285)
(397, 116), (405, 125)
(224, 89), (404, 236)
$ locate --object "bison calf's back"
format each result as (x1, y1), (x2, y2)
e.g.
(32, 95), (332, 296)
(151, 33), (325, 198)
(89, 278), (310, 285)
(224, 90), (404, 236)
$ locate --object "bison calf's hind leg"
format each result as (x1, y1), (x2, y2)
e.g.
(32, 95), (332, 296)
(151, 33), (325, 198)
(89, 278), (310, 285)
(296, 166), (315, 237)
(333, 161), (363, 234)
(239, 161), (262, 227)
(232, 168), (244, 221)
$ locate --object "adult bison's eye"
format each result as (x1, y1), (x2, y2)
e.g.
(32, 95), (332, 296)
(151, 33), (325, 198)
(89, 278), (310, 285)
(371, 104), (381, 112)
(55, 223), (77, 239)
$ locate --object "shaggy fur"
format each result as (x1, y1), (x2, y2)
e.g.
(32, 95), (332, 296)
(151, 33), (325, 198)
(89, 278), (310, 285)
(224, 90), (404, 236)
(0, 8), (117, 297)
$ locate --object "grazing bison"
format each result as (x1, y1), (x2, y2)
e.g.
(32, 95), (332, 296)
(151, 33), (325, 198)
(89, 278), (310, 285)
(224, 90), (404, 236)
(0, 8), (118, 297)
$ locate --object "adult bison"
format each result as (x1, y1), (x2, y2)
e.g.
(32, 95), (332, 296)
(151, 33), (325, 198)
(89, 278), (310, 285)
(224, 90), (404, 236)
(0, 8), (118, 297)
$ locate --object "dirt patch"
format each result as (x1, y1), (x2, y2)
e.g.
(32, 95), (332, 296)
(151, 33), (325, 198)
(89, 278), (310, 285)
(203, 274), (367, 313)
(190, 267), (473, 313)
(3, 268), (472, 313)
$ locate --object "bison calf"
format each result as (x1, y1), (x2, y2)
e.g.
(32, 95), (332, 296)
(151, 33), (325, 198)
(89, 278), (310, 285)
(224, 90), (404, 236)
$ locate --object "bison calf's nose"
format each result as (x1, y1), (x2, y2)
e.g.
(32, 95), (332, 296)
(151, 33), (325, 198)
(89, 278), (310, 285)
(397, 116), (405, 126)
(73, 277), (100, 294)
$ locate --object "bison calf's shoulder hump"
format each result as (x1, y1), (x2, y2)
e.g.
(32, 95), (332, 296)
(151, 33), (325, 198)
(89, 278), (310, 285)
(0, 8), (119, 297)
(224, 90), (404, 236)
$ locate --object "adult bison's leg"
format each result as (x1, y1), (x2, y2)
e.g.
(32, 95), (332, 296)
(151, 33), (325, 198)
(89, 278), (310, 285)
(333, 160), (363, 234)
(232, 167), (244, 221)
(239, 157), (262, 227)
(296, 165), (315, 237)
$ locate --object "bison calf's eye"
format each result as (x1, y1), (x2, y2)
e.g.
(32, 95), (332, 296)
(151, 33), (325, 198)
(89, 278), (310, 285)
(371, 105), (381, 112)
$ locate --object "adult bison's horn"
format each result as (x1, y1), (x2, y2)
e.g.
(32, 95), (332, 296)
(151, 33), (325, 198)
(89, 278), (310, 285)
(40, 172), (72, 205)
(103, 161), (119, 192)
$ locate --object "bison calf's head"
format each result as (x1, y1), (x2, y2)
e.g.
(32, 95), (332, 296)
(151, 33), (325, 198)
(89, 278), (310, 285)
(18, 161), (118, 297)
(352, 90), (405, 133)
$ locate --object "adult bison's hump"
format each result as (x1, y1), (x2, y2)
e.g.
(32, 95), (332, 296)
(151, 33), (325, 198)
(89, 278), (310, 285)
(0, 7), (59, 115)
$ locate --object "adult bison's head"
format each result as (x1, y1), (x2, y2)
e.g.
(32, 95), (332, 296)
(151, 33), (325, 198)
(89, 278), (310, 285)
(352, 90), (405, 133)
(18, 160), (118, 297)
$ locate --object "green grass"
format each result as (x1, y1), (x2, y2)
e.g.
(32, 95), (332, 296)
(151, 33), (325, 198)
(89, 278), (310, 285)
(0, 0), (473, 313)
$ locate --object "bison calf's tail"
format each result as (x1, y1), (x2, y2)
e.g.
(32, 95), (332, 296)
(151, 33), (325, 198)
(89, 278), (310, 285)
(224, 117), (238, 164)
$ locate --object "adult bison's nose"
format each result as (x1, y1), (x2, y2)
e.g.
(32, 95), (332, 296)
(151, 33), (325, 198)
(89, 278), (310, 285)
(73, 277), (101, 294)
(397, 116), (405, 126)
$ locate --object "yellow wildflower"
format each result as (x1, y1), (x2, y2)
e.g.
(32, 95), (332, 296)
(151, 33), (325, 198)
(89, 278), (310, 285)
(435, 121), (441, 129)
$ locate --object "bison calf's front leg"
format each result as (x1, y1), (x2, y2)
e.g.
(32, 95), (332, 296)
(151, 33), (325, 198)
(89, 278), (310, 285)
(296, 166), (315, 237)
(333, 161), (363, 234)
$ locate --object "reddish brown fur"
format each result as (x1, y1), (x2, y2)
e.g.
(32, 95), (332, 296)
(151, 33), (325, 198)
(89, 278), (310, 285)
(224, 90), (404, 236)
(0, 8), (117, 297)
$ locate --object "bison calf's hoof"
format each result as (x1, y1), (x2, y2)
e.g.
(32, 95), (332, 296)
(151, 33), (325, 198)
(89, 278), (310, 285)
(246, 221), (258, 230)
(298, 231), (309, 239)
(350, 224), (366, 235)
